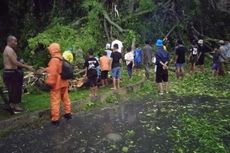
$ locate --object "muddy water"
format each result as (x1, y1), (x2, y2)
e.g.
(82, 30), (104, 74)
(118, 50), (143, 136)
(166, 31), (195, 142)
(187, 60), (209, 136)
(0, 95), (229, 153)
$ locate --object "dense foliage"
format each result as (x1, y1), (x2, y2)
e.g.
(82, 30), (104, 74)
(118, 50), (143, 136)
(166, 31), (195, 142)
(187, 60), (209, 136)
(0, 0), (229, 67)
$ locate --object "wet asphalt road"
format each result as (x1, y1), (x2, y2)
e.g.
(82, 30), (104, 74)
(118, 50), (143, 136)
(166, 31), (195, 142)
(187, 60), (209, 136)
(0, 95), (229, 153)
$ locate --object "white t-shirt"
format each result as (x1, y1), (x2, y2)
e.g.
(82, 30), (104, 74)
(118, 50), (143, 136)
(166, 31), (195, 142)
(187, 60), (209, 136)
(111, 39), (123, 53)
(224, 43), (230, 57)
(124, 52), (134, 65)
(105, 49), (112, 58)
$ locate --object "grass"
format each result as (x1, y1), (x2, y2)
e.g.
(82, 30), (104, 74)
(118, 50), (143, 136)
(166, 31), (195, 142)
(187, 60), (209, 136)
(170, 70), (230, 98)
(1, 63), (229, 113)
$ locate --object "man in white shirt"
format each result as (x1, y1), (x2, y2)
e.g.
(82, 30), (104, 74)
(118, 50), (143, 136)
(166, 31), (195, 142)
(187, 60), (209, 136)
(124, 47), (134, 78)
(111, 36), (123, 53)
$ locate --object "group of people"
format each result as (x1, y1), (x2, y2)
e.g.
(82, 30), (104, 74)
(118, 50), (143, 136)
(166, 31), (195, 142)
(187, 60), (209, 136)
(175, 39), (230, 78)
(3, 36), (71, 125)
(2, 35), (229, 125)
(85, 38), (169, 96)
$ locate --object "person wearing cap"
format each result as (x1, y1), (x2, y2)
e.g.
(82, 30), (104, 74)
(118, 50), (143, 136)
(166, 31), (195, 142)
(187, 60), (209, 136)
(175, 40), (187, 79)
(225, 40), (230, 59)
(155, 39), (170, 95)
(142, 40), (153, 79)
(63, 48), (74, 63)
(188, 41), (199, 73)
(105, 43), (112, 58)
(43, 43), (72, 125)
(218, 40), (228, 75)
(196, 39), (206, 72)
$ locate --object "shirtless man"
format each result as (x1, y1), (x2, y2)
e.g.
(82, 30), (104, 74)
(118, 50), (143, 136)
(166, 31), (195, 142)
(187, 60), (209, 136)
(3, 35), (34, 114)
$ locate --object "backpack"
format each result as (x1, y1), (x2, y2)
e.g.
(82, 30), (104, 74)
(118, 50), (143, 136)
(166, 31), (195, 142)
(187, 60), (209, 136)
(53, 57), (74, 80)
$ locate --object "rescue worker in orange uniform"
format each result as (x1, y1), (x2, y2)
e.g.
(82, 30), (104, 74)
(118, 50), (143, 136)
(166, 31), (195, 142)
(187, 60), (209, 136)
(44, 43), (72, 125)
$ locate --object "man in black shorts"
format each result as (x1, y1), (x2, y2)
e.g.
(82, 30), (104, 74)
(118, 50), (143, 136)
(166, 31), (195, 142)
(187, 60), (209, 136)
(3, 35), (34, 114)
(155, 39), (170, 95)
(196, 39), (206, 72)
(84, 49), (99, 97)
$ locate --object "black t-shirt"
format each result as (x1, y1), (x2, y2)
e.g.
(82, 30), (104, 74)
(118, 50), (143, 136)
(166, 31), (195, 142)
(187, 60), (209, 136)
(175, 45), (186, 63)
(111, 51), (122, 68)
(198, 45), (206, 58)
(190, 47), (198, 56)
(84, 57), (99, 77)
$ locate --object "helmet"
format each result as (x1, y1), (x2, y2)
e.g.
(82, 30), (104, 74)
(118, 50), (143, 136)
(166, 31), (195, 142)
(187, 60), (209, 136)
(106, 43), (111, 49)
(156, 39), (163, 47)
(198, 39), (204, 44)
(218, 40), (224, 45)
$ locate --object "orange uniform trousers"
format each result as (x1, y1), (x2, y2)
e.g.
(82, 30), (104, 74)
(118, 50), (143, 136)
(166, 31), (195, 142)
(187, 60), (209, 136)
(50, 87), (71, 121)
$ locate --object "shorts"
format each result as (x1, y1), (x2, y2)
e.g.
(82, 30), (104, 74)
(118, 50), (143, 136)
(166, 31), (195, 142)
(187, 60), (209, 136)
(190, 56), (197, 64)
(156, 66), (168, 83)
(88, 76), (97, 87)
(101, 70), (108, 80)
(212, 63), (220, 70)
(112, 67), (121, 79)
(134, 62), (141, 69)
(176, 63), (184, 68)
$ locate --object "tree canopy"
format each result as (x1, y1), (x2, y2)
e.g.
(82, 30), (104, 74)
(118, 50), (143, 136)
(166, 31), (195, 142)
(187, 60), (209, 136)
(0, 0), (229, 66)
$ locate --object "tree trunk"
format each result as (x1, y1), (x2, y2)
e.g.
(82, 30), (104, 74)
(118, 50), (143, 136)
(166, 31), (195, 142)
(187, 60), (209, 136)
(102, 10), (128, 33)
(103, 18), (110, 41)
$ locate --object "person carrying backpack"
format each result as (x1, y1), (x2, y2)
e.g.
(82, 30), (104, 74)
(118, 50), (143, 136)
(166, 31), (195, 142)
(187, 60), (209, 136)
(42, 43), (72, 126)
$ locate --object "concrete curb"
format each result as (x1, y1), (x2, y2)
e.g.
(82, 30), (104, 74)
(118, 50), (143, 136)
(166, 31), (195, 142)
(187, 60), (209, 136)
(0, 76), (146, 133)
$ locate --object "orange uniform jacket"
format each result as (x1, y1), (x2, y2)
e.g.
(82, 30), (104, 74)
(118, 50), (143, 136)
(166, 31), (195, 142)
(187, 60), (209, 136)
(45, 45), (68, 90)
